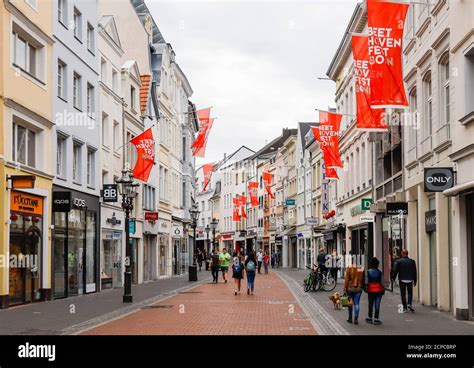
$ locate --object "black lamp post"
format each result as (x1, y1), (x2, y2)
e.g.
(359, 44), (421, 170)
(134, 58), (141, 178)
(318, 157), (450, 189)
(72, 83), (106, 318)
(116, 169), (139, 303)
(189, 204), (200, 281)
(210, 218), (218, 252)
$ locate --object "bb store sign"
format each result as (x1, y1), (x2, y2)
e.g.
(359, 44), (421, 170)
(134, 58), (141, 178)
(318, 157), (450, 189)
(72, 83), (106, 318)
(424, 168), (454, 192)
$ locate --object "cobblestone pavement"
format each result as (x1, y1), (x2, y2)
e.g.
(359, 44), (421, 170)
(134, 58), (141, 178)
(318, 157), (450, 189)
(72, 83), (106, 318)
(82, 269), (317, 335)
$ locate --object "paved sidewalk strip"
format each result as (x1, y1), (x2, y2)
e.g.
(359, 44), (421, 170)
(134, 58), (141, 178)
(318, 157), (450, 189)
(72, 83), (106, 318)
(277, 271), (349, 335)
(278, 268), (474, 335)
(82, 271), (317, 335)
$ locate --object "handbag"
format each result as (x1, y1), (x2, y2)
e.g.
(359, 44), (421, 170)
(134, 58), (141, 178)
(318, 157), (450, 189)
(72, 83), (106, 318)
(340, 293), (353, 308)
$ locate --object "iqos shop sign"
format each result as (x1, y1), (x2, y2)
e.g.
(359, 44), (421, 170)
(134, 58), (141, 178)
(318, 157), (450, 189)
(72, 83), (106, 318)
(424, 168), (455, 192)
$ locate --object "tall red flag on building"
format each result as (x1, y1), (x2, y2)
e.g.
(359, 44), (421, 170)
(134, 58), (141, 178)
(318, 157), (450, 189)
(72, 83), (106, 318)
(233, 197), (241, 222)
(192, 108), (212, 149)
(239, 195), (248, 219)
(130, 128), (155, 182)
(248, 181), (259, 207)
(352, 34), (387, 131)
(367, 0), (409, 108)
(193, 118), (215, 157)
(312, 111), (343, 168)
(262, 171), (275, 199)
(202, 163), (214, 192)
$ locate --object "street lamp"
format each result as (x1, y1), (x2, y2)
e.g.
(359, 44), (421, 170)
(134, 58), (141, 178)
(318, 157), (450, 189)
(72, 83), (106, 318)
(189, 204), (200, 281)
(210, 218), (219, 252)
(116, 169), (140, 303)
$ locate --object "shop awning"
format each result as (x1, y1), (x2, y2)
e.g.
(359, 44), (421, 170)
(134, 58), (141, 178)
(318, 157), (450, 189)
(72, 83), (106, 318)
(443, 180), (474, 197)
(277, 227), (296, 237)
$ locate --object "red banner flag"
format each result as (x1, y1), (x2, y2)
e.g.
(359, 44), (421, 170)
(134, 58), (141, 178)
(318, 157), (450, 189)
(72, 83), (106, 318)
(202, 163), (214, 192)
(262, 171), (275, 199)
(239, 195), (248, 219)
(233, 197), (241, 222)
(192, 108), (212, 149)
(313, 111), (343, 168)
(325, 165), (339, 180)
(248, 181), (259, 207)
(130, 128), (155, 182)
(193, 118), (214, 157)
(352, 34), (387, 131)
(367, 0), (409, 108)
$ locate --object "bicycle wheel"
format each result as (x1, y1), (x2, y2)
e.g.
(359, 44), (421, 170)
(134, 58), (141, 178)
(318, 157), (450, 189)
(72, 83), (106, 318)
(304, 277), (312, 292)
(322, 275), (337, 291)
(312, 274), (322, 292)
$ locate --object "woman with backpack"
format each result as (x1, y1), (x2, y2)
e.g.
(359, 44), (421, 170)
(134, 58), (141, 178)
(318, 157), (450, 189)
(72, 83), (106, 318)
(245, 251), (257, 295)
(210, 249), (220, 283)
(232, 252), (245, 295)
(366, 257), (385, 325)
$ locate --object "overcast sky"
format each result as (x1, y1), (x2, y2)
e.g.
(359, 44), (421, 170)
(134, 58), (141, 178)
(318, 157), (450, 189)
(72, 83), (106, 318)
(147, 0), (359, 164)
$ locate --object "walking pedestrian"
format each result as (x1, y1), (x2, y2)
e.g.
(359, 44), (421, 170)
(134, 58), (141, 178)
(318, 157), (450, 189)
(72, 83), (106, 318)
(245, 251), (257, 295)
(330, 250), (339, 282)
(271, 253), (275, 268)
(210, 249), (220, 283)
(365, 257), (385, 325)
(392, 249), (417, 313)
(257, 249), (263, 274)
(232, 252), (245, 295)
(219, 248), (231, 283)
(263, 252), (270, 274)
(317, 247), (328, 275)
(197, 249), (203, 271)
(343, 262), (365, 325)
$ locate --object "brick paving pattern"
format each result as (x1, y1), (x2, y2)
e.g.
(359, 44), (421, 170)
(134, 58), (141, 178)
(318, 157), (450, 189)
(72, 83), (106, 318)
(82, 270), (317, 335)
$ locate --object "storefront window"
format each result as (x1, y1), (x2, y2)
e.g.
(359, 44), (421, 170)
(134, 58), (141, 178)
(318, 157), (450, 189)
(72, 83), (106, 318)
(85, 212), (96, 292)
(54, 212), (67, 298)
(68, 209), (85, 296)
(159, 235), (167, 277)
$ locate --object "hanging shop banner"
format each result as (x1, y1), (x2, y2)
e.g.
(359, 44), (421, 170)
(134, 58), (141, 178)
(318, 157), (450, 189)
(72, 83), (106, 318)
(191, 108), (212, 149)
(325, 161), (339, 180)
(202, 163), (215, 192)
(367, 0), (409, 109)
(248, 181), (259, 207)
(130, 128), (155, 182)
(239, 195), (248, 219)
(352, 34), (387, 131)
(233, 197), (241, 222)
(312, 111), (343, 168)
(262, 171), (275, 199)
(193, 118), (215, 157)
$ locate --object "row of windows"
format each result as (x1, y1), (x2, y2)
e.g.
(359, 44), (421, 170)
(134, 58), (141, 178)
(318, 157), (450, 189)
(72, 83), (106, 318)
(58, 0), (95, 55)
(58, 59), (95, 114)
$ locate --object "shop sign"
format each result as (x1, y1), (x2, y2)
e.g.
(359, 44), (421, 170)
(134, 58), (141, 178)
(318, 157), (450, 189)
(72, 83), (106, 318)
(350, 205), (364, 217)
(386, 202), (408, 216)
(361, 198), (372, 211)
(145, 212), (159, 221)
(102, 184), (118, 203)
(306, 217), (319, 226)
(425, 210), (436, 232)
(158, 220), (170, 234)
(424, 168), (454, 192)
(172, 224), (183, 238)
(223, 234), (233, 239)
(285, 199), (296, 206)
(129, 219), (136, 234)
(73, 197), (87, 209)
(11, 191), (43, 215)
(113, 230), (122, 239)
(9, 175), (35, 189)
(321, 174), (330, 215)
(52, 191), (71, 212)
(360, 215), (375, 223)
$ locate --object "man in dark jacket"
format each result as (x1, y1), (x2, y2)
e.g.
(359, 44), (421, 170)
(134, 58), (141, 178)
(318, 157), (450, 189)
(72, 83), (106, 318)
(392, 249), (417, 312)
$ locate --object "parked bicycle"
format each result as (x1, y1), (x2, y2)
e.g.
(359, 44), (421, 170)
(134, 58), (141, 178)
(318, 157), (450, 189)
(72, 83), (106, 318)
(303, 264), (337, 292)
